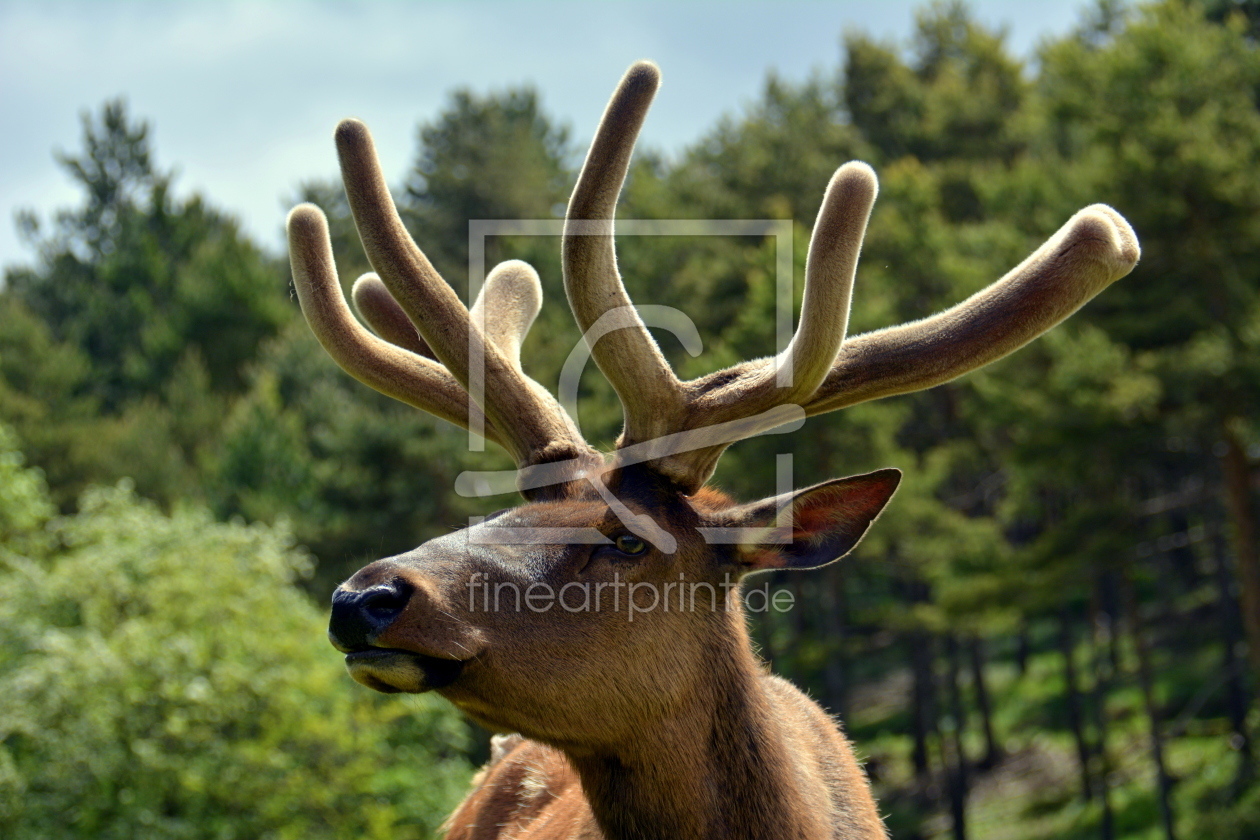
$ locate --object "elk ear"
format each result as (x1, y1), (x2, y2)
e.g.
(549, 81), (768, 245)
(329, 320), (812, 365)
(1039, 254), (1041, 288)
(728, 469), (901, 572)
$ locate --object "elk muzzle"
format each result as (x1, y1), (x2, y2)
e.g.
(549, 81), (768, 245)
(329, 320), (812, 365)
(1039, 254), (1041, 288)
(328, 577), (468, 693)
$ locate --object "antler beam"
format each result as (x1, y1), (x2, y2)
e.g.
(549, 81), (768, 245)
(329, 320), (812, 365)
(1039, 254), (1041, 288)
(292, 60), (1139, 501)
(287, 204), (496, 441)
(806, 205), (1140, 414)
(563, 62), (687, 441)
(560, 62), (1140, 493)
(289, 121), (603, 494)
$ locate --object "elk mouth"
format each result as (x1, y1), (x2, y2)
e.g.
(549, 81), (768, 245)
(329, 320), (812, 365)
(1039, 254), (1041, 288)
(343, 648), (466, 694)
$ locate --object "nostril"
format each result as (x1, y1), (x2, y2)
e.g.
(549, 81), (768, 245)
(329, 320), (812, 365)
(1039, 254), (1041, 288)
(329, 580), (414, 651)
(362, 584), (410, 622)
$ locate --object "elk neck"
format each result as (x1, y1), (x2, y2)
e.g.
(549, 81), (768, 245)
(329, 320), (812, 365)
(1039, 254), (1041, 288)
(566, 599), (832, 840)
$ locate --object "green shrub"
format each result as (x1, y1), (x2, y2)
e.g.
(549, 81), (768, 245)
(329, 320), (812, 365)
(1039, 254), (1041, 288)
(0, 455), (472, 839)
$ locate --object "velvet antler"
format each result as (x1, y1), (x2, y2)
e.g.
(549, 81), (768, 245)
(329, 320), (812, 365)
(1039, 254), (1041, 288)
(288, 121), (602, 495)
(288, 204), (494, 440)
(562, 61), (1139, 493)
(290, 60), (1139, 500)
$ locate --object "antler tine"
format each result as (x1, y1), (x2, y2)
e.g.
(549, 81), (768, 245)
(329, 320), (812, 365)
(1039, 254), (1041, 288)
(354, 260), (542, 365)
(334, 118), (597, 474)
(470, 259), (543, 369)
(352, 273), (436, 359)
(564, 61), (688, 446)
(590, 162), (878, 493)
(773, 161), (878, 401)
(610, 191), (1136, 495)
(286, 204), (502, 446)
(805, 204), (1141, 415)
(335, 118), (481, 385)
(470, 260), (597, 472)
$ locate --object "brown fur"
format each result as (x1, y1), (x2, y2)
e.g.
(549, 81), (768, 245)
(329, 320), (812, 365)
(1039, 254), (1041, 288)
(445, 672), (881, 840)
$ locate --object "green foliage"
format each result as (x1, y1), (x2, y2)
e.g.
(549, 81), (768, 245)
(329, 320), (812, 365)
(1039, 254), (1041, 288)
(0, 424), (54, 559)
(1039, 0), (1260, 351)
(8, 100), (291, 406)
(843, 1), (1028, 164)
(0, 467), (471, 839)
(0, 297), (98, 504)
(208, 322), (503, 592)
(1, 101), (293, 507)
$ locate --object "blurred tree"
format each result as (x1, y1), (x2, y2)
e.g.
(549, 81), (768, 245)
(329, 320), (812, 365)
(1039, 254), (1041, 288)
(0, 433), (473, 839)
(1, 100), (294, 506)
(842, 1), (1028, 165)
(401, 87), (571, 288)
(1038, 0), (1260, 672)
(1201, 0), (1260, 37)
(6, 100), (291, 406)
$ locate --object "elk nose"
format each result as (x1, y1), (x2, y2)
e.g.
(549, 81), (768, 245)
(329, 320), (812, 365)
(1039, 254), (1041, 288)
(328, 580), (413, 652)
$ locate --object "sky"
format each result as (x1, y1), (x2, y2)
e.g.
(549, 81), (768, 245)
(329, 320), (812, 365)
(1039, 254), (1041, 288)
(0, 1), (1090, 271)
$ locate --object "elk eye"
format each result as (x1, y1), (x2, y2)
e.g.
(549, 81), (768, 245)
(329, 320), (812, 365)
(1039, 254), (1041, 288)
(612, 534), (648, 556)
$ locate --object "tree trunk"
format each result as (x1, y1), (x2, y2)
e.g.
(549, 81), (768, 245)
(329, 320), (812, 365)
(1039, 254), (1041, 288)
(1090, 592), (1115, 840)
(787, 575), (808, 680)
(906, 575), (938, 787)
(1213, 533), (1254, 785)
(1059, 609), (1093, 803)
(1221, 422), (1260, 672)
(968, 638), (1000, 769)
(910, 628), (938, 783)
(1015, 626), (1030, 677)
(1101, 571), (1124, 675)
(822, 565), (850, 722)
(1121, 570), (1176, 840)
(945, 635), (969, 840)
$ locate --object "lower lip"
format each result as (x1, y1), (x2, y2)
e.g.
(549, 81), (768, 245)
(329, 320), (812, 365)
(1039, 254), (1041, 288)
(345, 648), (466, 690)
(344, 648), (403, 664)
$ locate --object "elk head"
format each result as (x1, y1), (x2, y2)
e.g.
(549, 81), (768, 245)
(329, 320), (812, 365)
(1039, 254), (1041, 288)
(287, 62), (1138, 751)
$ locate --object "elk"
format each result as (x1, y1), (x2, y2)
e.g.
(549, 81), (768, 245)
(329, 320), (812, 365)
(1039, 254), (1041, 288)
(286, 61), (1138, 839)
